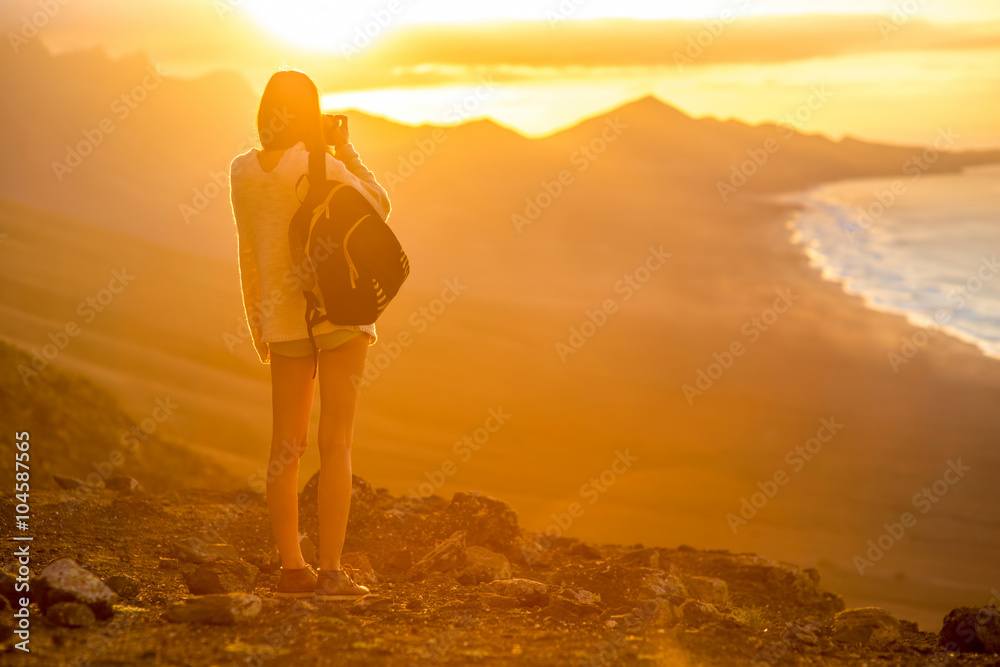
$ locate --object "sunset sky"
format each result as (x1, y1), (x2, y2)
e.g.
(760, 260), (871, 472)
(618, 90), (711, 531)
(4, 0), (1000, 146)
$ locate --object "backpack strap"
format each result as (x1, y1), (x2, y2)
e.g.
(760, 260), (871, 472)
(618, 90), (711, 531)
(303, 290), (322, 378)
(300, 149), (328, 379)
(308, 149), (326, 193)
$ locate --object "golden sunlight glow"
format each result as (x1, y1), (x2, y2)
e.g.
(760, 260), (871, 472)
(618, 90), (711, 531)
(242, 0), (1000, 28)
(321, 81), (646, 137)
(23, 0), (1000, 147)
(240, 0), (405, 53)
(320, 48), (1000, 148)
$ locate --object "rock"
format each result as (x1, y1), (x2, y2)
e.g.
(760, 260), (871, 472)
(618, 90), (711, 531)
(341, 552), (377, 587)
(646, 598), (683, 627)
(568, 541), (603, 560)
(408, 530), (467, 581)
(454, 546), (511, 585)
(301, 474), (378, 522)
(511, 532), (553, 569)
(386, 549), (415, 573)
(604, 598), (680, 631)
(551, 562), (684, 609)
(539, 603), (585, 623)
(269, 534), (318, 569)
(441, 491), (519, 554)
(565, 588), (600, 605)
(690, 553), (842, 615)
(552, 587), (602, 616)
(782, 622), (820, 646)
(46, 601), (96, 628)
(105, 476), (141, 492)
(832, 607), (901, 649)
(615, 547), (661, 568)
(184, 560), (258, 595)
(104, 574), (141, 599)
(640, 570), (687, 600)
(681, 600), (725, 627)
(438, 596), (485, 614)
(172, 537), (240, 564)
(158, 557), (181, 571)
(940, 606), (1000, 654)
(383, 508), (408, 523)
(0, 570), (21, 606)
(422, 571), (462, 591)
(480, 593), (522, 610)
(165, 594), (262, 624)
(683, 575), (730, 607)
(299, 535), (319, 564)
(348, 595), (393, 615)
(34, 558), (118, 619)
(53, 475), (94, 490)
(247, 550), (274, 573)
(484, 578), (550, 607)
(291, 599), (317, 614)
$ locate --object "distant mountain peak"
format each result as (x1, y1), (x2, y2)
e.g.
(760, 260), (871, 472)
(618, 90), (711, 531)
(541, 93), (695, 142)
(614, 94), (693, 122)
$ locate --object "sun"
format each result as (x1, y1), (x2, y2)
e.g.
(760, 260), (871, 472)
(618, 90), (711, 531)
(240, 0), (403, 53)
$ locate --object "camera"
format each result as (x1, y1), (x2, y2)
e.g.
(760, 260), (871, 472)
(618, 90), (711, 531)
(323, 113), (348, 145)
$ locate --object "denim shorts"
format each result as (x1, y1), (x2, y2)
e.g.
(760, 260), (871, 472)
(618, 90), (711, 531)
(269, 329), (365, 358)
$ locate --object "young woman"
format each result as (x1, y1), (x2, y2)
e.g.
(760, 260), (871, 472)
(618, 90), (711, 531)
(229, 69), (390, 599)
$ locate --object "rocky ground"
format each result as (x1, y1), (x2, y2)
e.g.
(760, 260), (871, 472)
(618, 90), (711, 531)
(1, 473), (999, 667)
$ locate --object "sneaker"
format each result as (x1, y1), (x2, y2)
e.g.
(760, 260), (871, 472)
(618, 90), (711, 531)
(315, 568), (370, 601)
(275, 564), (318, 598)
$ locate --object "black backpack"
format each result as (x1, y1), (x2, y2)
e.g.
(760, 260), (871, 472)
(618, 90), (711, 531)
(288, 149), (409, 375)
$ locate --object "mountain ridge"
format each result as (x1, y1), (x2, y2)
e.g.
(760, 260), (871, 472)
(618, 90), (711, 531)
(4, 42), (998, 260)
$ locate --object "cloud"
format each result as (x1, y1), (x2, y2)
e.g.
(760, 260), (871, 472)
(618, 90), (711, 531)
(358, 16), (1000, 68)
(287, 16), (997, 92)
(11, 5), (1000, 94)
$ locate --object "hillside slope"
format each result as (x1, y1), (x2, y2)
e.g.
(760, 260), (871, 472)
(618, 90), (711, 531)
(0, 339), (239, 491)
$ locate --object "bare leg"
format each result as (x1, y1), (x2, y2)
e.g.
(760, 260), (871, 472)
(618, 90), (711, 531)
(268, 351), (316, 569)
(316, 335), (369, 571)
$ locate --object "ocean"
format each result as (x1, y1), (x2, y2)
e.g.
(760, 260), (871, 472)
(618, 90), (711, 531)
(784, 164), (1000, 359)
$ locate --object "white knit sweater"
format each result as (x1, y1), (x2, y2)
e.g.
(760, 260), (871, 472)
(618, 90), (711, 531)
(230, 141), (391, 364)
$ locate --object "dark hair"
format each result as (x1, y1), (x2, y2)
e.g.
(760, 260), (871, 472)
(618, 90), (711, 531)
(256, 69), (331, 155)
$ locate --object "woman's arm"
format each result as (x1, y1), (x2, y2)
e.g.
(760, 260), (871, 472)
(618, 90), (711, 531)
(332, 142), (391, 220)
(230, 159), (270, 364)
(323, 115), (391, 220)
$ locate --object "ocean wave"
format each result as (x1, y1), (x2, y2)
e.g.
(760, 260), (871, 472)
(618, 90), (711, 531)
(781, 165), (1000, 360)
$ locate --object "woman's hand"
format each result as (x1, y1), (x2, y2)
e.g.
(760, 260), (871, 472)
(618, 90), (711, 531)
(324, 114), (350, 147)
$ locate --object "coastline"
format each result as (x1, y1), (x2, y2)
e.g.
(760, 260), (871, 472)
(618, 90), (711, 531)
(777, 164), (1000, 363)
